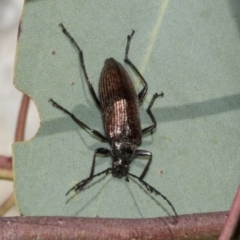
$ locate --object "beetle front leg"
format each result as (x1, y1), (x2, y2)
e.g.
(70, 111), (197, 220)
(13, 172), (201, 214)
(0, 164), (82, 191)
(133, 150), (152, 180)
(66, 148), (111, 195)
(129, 150), (178, 217)
(128, 172), (178, 217)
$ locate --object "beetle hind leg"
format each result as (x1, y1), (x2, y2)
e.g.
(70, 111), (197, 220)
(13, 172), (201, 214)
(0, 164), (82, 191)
(58, 23), (101, 110)
(124, 30), (148, 106)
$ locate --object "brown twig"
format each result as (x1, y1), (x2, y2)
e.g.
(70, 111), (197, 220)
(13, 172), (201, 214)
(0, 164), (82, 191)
(0, 156), (12, 170)
(0, 94), (30, 216)
(0, 94), (29, 171)
(0, 193), (15, 216)
(15, 94), (30, 142)
(0, 212), (236, 240)
(219, 184), (240, 240)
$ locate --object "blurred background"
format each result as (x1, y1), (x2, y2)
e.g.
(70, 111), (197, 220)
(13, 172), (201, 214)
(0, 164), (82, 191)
(0, 0), (39, 216)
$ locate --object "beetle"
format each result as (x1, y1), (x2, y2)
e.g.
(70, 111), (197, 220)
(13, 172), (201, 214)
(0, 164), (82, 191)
(49, 23), (177, 217)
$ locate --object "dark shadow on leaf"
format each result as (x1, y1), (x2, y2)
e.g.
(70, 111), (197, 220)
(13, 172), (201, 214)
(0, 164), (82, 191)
(44, 93), (240, 137)
(228, 0), (240, 38)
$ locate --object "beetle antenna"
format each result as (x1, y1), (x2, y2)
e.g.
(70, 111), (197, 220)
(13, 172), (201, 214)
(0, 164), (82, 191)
(66, 168), (112, 196)
(128, 173), (178, 217)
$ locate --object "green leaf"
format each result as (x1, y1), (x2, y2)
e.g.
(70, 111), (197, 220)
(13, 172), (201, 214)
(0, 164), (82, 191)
(13, 0), (240, 217)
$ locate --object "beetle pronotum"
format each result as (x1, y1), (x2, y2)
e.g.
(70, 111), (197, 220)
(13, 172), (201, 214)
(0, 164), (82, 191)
(49, 23), (177, 217)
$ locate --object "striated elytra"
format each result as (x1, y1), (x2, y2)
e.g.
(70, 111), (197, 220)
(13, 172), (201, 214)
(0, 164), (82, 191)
(49, 23), (177, 217)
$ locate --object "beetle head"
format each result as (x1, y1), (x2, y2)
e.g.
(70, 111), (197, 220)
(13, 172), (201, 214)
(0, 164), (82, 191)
(111, 141), (136, 178)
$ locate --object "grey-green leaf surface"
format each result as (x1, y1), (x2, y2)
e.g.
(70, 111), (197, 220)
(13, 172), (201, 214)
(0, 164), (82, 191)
(13, 0), (240, 218)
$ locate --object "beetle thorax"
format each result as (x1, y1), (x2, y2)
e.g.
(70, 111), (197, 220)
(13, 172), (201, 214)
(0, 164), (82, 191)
(111, 141), (136, 178)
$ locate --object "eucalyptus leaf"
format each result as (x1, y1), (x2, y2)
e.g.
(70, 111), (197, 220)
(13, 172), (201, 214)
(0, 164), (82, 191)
(13, 0), (240, 217)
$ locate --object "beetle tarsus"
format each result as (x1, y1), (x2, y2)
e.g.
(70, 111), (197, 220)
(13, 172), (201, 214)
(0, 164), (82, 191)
(129, 173), (178, 217)
(66, 168), (112, 196)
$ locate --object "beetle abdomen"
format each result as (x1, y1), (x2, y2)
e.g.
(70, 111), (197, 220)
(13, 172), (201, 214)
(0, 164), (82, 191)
(99, 58), (141, 144)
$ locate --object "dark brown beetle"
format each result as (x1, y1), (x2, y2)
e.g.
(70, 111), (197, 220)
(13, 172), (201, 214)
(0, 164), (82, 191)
(49, 24), (177, 216)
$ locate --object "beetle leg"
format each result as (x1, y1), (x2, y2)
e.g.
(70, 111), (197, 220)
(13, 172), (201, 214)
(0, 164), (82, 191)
(142, 93), (164, 136)
(124, 30), (148, 106)
(130, 150), (178, 217)
(130, 149), (177, 217)
(66, 148), (111, 195)
(133, 150), (152, 180)
(59, 23), (101, 110)
(49, 98), (108, 142)
(128, 172), (178, 217)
